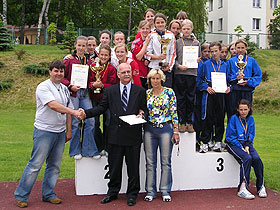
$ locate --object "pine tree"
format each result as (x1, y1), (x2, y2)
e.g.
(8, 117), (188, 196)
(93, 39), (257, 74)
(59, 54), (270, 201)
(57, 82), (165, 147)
(0, 20), (13, 51)
(58, 21), (77, 53)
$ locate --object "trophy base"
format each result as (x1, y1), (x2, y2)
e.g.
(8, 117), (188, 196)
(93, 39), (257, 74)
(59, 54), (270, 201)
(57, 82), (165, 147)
(237, 79), (245, 84)
(159, 62), (169, 67)
(94, 89), (101, 94)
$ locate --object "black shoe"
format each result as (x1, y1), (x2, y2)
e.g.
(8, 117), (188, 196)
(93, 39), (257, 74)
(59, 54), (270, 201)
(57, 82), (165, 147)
(127, 198), (136, 206)
(100, 195), (117, 204)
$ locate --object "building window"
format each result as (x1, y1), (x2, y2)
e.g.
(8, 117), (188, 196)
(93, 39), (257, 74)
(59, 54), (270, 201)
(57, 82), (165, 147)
(253, 0), (261, 8)
(218, 0), (223, 8)
(209, 0), (213, 11)
(209, 21), (213, 32)
(218, 18), (223, 31)
(270, 0), (277, 8)
(253, 18), (261, 30)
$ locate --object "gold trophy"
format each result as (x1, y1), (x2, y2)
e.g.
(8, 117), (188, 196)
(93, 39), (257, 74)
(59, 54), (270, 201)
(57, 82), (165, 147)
(159, 35), (171, 67)
(235, 55), (247, 84)
(90, 57), (103, 93)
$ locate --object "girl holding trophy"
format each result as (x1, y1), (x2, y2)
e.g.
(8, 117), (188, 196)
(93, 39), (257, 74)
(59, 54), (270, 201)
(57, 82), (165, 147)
(89, 44), (117, 155)
(227, 39), (262, 118)
(146, 13), (176, 88)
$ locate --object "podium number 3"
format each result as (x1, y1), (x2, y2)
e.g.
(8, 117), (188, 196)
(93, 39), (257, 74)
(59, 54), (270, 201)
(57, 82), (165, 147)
(216, 158), (224, 172)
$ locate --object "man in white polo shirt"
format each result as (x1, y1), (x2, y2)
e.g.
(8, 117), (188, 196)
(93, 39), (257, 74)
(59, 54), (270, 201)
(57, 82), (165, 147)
(14, 60), (81, 208)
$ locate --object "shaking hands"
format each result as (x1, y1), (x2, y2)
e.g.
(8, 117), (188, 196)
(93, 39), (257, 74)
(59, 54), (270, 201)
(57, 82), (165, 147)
(72, 108), (86, 120)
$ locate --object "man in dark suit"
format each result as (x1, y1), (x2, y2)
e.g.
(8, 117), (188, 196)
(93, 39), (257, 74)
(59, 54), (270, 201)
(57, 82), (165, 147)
(79, 63), (147, 206)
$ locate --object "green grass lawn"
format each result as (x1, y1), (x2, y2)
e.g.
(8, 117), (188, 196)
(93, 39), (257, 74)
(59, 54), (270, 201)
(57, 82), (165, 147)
(0, 108), (279, 192)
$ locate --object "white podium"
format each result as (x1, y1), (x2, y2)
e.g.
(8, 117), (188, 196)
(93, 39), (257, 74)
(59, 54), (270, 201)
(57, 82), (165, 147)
(75, 133), (239, 195)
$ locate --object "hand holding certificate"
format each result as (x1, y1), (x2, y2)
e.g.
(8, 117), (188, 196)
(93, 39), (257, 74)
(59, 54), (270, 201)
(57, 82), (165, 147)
(70, 64), (89, 89)
(211, 72), (227, 93)
(119, 114), (147, 125)
(182, 46), (199, 68)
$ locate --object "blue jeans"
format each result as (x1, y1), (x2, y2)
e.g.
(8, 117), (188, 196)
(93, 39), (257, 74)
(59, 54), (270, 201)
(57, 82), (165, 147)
(144, 123), (173, 197)
(14, 128), (65, 202)
(69, 89), (99, 157)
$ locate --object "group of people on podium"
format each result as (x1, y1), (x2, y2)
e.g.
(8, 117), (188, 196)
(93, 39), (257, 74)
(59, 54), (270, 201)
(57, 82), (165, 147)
(14, 8), (267, 209)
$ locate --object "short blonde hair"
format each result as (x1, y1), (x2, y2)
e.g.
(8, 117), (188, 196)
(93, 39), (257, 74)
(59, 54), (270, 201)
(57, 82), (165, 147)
(181, 19), (193, 28)
(147, 69), (166, 87)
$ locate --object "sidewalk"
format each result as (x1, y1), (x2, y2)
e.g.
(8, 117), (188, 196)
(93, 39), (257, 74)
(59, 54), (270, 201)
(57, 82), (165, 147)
(2, 179), (279, 210)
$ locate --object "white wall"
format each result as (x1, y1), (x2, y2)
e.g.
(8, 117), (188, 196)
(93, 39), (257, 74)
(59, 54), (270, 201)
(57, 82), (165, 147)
(206, 0), (267, 48)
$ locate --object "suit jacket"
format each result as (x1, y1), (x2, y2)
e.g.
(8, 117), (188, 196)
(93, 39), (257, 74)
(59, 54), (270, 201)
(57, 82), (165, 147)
(85, 83), (147, 146)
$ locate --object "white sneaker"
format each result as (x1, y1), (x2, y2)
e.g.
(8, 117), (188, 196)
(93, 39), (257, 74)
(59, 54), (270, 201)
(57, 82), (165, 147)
(199, 144), (208, 153)
(92, 155), (101, 160)
(100, 150), (107, 156)
(258, 186), (267, 198)
(208, 141), (214, 150)
(74, 154), (82, 160)
(237, 188), (255, 199)
(144, 195), (153, 202)
(213, 142), (222, 152)
(162, 195), (171, 202)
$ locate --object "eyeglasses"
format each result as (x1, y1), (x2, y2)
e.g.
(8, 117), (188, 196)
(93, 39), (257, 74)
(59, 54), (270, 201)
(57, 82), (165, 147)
(119, 70), (132, 75)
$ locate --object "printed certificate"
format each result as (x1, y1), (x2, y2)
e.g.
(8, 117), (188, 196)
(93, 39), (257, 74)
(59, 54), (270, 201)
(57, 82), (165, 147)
(211, 72), (227, 93)
(182, 46), (199, 68)
(70, 64), (89, 89)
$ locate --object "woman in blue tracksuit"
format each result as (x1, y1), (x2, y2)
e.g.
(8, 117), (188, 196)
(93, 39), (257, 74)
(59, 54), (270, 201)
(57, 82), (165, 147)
(227, 39), (262, 118)
(197, 42), (230, 153)
(226, 99), (267, 200)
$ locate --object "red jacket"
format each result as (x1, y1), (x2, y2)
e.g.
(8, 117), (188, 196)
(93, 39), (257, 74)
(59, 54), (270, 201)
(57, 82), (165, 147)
(88, 63), (117, 102)
(131, 37), (148, 78)
(62, 55), (92, 97)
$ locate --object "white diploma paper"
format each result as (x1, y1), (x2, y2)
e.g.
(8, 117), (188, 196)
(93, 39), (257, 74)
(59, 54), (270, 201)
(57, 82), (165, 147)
(119, 114), (147, 125)
(70, 64), (89, 89)
(211, 72), (227, 93)
(182, 46), (199, 68)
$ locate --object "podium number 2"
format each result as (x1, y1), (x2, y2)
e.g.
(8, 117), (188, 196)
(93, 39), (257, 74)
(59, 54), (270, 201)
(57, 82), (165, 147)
(216, 158), (224, 172)
(104, 165), (110, 179)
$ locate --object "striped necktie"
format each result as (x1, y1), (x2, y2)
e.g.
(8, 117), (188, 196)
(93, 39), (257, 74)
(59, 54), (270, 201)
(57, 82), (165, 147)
(121, 85), (128, 111)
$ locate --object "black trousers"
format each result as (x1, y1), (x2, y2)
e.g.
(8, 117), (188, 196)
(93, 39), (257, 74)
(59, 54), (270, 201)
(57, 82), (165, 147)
(173, 75), (196, 124)
(200, 93), (225, 144)
(107, 143), (141, 199)
(228, 90), (253, 119)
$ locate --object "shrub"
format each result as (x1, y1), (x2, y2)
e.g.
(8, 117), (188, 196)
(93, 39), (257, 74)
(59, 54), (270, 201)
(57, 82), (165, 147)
(58, 21), (78, 53)
(262, 71), (269, 82)
(22, 64), (49, 75)
(0, 78), (14, 91)
(14, 49), (27, 60)
(0, 61), (4, 68)
(39, 61), (50, 68)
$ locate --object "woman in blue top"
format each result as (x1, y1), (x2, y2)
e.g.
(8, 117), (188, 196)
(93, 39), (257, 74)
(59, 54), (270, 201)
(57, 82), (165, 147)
(144, 69), (179, 202)
(226, 99), (267, 199)
(227, 39), (262, 117)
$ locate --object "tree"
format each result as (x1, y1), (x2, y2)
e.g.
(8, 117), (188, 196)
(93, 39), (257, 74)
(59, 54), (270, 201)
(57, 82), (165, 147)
(36, 0), (48, 44)
(268, 5), (280, 49)
(44, 0), (51, 30)
(234, 25), (244, 38)
(0, 19), (13, 50)
(1, 0), (7, 24)
(48, 22), (56, 44)
(20, 0), (25, 44)
(58, 21), (77, 53)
